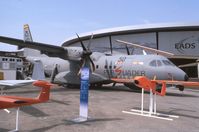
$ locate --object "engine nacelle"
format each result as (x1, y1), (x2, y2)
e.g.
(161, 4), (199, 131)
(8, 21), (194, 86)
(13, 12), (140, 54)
(64, 47), (83, 61)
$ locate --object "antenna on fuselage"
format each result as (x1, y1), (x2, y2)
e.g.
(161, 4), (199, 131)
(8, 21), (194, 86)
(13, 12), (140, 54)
(142, 50), (147, 55)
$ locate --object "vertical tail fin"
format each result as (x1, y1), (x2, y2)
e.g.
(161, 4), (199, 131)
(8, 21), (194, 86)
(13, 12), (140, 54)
(154, 82), (166, 96)
(31, 60), (45, 80)
(22, 24), (41, 57)
(24, 24), (33, 42)
(33, 80), (52, 102)
(160, 82), (166, 96)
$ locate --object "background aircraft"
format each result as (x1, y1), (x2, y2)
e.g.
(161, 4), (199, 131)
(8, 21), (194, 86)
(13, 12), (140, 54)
(0, 29), (191, 91)
(0, 59), (45, 92)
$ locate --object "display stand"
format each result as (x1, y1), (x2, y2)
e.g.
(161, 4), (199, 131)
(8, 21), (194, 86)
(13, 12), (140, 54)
(73, 67), (90, 123)
(9, 107), (20, 132)
(122, 89), (179, 121)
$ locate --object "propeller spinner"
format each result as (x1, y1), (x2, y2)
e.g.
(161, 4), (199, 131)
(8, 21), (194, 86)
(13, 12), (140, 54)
(76, 34), (95, 74)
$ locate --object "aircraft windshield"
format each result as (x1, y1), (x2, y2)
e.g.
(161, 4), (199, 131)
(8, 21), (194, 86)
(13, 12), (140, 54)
(149, 59), (175, 67)
(162, 60), (175, 66)
(149, 60), (162, 67)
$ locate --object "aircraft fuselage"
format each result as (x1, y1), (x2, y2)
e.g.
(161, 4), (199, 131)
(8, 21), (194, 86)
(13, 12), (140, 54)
(53, 53), (188, 85)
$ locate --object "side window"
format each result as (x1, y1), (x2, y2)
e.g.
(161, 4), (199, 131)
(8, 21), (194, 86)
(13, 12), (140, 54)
(162, 60), (174, 66)
(149, 60), (162, 67)
(149, 60), (157, 67)
(157, 60), (162, 66)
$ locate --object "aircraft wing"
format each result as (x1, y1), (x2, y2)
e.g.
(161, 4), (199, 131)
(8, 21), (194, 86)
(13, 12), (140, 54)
(112, 76), (199, 96)
(0, 36), (66, 58)
(0, 97), (21, 103)
(0, 80), (35, 87)
(153, 80), (199, 88)
(111, 78), (199, 88)
(111, 78), (134, 83)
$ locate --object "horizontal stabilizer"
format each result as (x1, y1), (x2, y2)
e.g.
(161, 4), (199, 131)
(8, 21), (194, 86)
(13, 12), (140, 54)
(116, 39), (174, 57)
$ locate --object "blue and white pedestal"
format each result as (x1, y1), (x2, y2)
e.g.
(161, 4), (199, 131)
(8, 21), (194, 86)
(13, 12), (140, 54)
(73, 67), (90, 123)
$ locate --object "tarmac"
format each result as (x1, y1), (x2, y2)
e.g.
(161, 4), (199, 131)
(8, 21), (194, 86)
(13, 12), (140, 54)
(0, 84), (199, 132)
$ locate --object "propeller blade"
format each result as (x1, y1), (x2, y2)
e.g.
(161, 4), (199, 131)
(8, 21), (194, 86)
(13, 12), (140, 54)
(87, 33), (94, 50)
(50, 64), (58, 83)
(125, 45), (130, 55)
(112, 82), (116, 87)
(76, 33), (87, 51)
(89, 57), (95, 72)
(77, 59), (86, 75)
(105, 59), (111, 79)
(109, 36), (113, 55)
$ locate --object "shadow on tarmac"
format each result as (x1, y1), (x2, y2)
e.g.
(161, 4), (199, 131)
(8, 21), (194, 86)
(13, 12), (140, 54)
(21, 106), (49, 117)
(0, 128), (9, 132)
(30, 117), (123, 132)
(132, 106), (199, 119)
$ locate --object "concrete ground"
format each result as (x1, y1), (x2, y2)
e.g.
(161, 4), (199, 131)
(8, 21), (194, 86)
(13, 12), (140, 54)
(0, 84), (199, 132)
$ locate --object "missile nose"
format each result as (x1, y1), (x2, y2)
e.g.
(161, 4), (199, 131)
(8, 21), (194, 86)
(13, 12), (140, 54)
(184, 74), (189, 81)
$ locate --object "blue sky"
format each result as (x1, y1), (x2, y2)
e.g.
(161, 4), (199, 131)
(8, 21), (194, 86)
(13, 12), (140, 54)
(1, 0), (199, 51)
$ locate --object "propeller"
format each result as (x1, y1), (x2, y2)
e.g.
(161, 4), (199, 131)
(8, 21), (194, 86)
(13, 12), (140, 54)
(109, 36), (113, 55)
(76, 34), (95, 74)
(87, 33), (94, 49)
(125, 45), (130, 55)
(50, 64), (58, 83)
(105, 59), (117, 87)
(105, 59), (111, 79)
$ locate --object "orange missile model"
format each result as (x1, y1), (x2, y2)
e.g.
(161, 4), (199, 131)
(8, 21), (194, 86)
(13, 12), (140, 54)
(112, 76), (199, 120)
(0, 80), (53, 132)
(133, 76), (166, 96)
(112, 76), (199, 96)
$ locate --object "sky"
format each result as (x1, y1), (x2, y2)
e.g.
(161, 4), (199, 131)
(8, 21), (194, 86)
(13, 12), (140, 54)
(1, 0), (199, 51)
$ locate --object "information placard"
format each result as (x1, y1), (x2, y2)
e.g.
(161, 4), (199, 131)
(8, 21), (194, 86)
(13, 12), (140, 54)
(79, 67), (90, 119)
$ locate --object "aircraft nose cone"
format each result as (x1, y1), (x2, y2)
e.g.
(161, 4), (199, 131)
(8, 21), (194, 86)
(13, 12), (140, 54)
(184, 74), (189, 81)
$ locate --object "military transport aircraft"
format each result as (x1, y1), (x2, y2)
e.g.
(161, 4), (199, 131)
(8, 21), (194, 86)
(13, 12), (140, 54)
(0, 30), (195, 91)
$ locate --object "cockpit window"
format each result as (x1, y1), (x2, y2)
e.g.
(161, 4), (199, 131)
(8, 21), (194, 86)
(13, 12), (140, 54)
(162, 60), (175, 66)
(149, 60), (156, 67)
(149, 60), (162, 67)
(157, 60), (162, 66)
